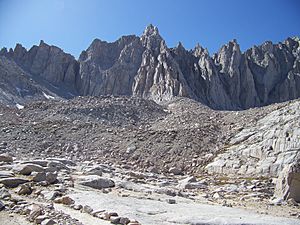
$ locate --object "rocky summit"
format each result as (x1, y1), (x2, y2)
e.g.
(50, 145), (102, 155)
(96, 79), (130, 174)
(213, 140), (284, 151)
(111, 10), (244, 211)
(0, 25), (300, 225)
(1, 25), (300, 109)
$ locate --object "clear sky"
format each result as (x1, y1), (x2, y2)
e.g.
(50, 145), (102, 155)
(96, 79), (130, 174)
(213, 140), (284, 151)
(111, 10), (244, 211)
(0, 0), (299, 58)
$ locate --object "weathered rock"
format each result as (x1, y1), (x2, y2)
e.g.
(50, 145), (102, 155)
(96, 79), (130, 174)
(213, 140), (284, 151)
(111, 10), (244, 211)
(0, 187), (11, 199)
(128, 221), (141, 225)
(166, 198), (176, 204)
(17, 184), (32, 195)
(84, 167), (103, 176)
(16, 164), (45, 175)
(35, 215), (49, 224)
(0, 170), (14, 178)
(0, 200), (5, 211)
(104, 212), (118, 220)
(119, 217), (131, 225)
(53, 196), (75, 205)
(73, 204), (82, 210)
(46, 158), (75, 166)
(83, 205), (93, 214)
(32, 172), (47, 182)
(110, 216), (121, 224)
(168, 167), (183, 175)
(206, 100), (300, 177)
(46, 172), (57, 184)
(47, 161), (69, 171)
(78, 175), (115, 189)
(274, 161), (300, 202)
(28, 204), (43, 222)
(0, 177), (29, 188)
(41, 219), (56, 225)
(0, 154), (13, 163)
(177, 176), (208, 189)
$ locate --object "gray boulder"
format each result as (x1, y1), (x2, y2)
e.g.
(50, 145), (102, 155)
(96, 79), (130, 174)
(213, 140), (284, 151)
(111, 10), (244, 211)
(0, 154), (13, 163)
(78, 175), (115, 189)
(15, 163), (45, 175)
(0, 177), (29, 188)
(274, 161), (300, 202)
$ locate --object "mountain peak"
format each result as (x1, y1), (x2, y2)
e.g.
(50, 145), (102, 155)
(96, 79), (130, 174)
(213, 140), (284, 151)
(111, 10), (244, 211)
(143, 24), (159, 37)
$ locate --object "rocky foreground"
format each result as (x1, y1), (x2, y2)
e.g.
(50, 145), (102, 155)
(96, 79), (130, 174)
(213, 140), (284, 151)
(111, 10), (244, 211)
(0, 96), (300, 224)
(0, 155), (300, 225)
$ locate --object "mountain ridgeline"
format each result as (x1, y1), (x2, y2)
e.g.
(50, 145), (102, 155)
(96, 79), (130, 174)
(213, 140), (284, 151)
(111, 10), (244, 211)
(1, 24), (300, 109)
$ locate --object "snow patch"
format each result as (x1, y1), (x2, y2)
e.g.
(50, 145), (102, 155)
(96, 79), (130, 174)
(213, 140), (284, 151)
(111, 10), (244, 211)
(43, 92), (55, 100)
(16, 104), (24, 110)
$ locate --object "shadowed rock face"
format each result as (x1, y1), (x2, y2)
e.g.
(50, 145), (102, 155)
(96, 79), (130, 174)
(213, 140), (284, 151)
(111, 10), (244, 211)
(1, 25), (300, 109)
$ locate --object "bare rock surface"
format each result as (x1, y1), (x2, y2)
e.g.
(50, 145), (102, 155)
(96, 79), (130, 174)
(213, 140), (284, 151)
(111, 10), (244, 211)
(275, 161), (300, 202)
(206, 99), (300, 177)
(1, 26), (300, 110)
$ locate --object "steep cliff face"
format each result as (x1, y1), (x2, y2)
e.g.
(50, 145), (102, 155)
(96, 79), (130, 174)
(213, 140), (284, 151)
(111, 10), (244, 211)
(78, 35), (143, 96)
(1, 41), (79, 90)
(1, 25), (300, 109)
(132, 25), (191, 102)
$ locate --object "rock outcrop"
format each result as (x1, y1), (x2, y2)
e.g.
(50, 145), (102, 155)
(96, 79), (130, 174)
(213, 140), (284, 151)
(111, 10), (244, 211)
(274, 161), (300, 202)
(206, 99), (300, 177)
(1, 25), (300, 109)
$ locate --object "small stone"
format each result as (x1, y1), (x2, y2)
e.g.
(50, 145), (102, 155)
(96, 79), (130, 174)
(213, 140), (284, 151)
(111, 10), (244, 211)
(110, 216), (121, 224)
(17, 184), (32, 195)
(126, 145), (136, 154)
(269, 198), (284, 206)
(83, 205), (93, 214)
(287, 198), (298, 206)
(166, 198), (176, 204)
(53, 196), (75, 205)
(28, 204), (43, 222)
(213, 192), (223, 199)
(0, 154), (13, 163)
(46, 172), (57, 184)
(0, 200), (5, 211)
(104, 212), (118, 220)
(148, 166), (159, 174)
(85, 167), (103, 176)
(47, 161), (69, 172)
(0, 187), (11, 199)
(73, 204), (82, 210)
(168, 167), (183, 175)
(0, 170), (14, 178)
(119, 217), (130, 224)
(35, 215), (49, 224)
(41, 219), (56, 225)
(128, 221), (141, 225)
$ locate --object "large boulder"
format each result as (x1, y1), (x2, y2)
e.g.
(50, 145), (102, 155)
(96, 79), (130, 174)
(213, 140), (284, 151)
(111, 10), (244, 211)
(274, 161), (300, 202)
(0, 154), (13, 163)
(0, 177), (29, 188)
(32, 172), (57, 184)
(78, 175), (115, 189)
(15, 164), (45, 175)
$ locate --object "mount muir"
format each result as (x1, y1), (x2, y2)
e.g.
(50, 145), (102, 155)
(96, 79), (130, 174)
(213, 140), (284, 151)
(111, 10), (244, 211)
(0, 25), (300, 225)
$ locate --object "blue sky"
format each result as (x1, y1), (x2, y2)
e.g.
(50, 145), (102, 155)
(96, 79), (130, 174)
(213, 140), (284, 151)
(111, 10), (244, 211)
(0, 0), (299, 58)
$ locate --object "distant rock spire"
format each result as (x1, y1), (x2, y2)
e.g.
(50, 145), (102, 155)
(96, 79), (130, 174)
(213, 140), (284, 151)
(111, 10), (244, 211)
(143, 24), (159, 37)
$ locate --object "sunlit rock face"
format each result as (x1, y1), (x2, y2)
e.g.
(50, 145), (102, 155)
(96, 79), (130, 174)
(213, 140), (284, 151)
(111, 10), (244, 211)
(1, 25), (300, 109)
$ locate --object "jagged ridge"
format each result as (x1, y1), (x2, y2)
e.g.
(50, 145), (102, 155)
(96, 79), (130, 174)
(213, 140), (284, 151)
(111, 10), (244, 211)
(1, 24), (300, 109)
